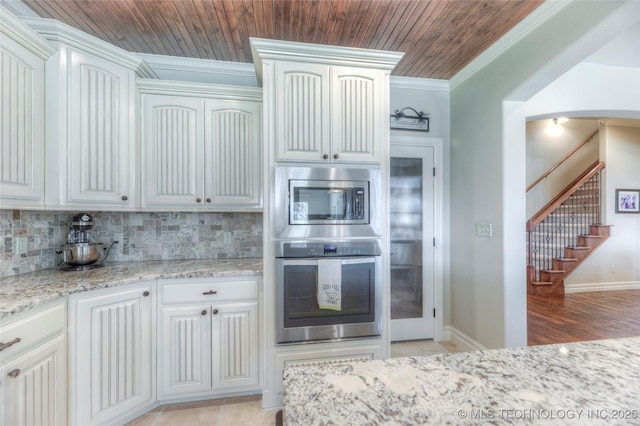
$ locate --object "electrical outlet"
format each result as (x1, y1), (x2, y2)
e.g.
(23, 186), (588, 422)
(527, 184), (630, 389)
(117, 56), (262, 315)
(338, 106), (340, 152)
(223, 232), (232, 244)
(610, 264), (616, 274)
(16, 237), (28, 255)
(476, 223), (493, 238)
(113, 233), (123, 244)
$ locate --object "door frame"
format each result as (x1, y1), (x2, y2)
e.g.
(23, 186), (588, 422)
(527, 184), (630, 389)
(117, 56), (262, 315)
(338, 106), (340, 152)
(390, 134), (444, 342)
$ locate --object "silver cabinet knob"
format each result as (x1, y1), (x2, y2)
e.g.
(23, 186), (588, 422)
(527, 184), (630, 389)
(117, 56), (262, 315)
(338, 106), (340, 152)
(121, 195), (128, 201)
(333, 154), (339, 159)
(196, 198), (202, 203)
(323, 154), (329, 160)
(213, 309), (219, 315)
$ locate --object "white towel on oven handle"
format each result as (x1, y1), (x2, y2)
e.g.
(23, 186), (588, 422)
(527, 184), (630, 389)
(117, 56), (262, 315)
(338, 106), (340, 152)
(317, 259), (342, 311)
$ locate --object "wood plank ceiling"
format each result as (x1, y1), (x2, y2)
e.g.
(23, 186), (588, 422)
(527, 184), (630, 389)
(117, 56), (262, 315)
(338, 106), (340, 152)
(22, 0), (543, 80)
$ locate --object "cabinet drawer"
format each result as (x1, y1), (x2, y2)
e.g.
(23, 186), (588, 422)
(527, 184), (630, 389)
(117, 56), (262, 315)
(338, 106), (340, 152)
(160, 278), (258, 305)
(0, 301), (66, 359)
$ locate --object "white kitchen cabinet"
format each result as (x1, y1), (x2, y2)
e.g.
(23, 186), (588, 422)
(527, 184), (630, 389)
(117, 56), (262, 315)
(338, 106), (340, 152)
(139, 80), (262, 211)
(273, 61), (384, 164)
(68, 281), (155, 426)
(0, 8), (54, 208)
(0, 300), (67, 426)
(25, 18), (155, 211)
(251, 38), (402, 165)
(157, 277), (260, 400)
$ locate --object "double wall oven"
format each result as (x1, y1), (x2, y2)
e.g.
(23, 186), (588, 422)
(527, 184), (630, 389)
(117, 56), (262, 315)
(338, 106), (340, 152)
(274, 167), (382, 344)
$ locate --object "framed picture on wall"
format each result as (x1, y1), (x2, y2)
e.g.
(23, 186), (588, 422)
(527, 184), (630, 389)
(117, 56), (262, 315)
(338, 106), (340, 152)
(616, 189), (640, 213)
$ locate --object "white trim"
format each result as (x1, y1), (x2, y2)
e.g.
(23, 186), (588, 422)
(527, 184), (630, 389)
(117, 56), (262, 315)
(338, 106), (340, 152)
(391, 76), (449, 92)
(136, 53), (256, 80)
(449, 327), (488, 351)
(250, 37), (404, 85)
(0, 0), (38, 17)
(565, 281), (640, 293)
(0, 5), (55, 59)
(20, 16), (157, 78)
(136, 79), (262, 101)
(449, 1), (570, 90)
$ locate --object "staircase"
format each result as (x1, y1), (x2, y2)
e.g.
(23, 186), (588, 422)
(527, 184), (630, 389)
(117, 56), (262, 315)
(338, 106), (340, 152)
(527, 161), (611, 295)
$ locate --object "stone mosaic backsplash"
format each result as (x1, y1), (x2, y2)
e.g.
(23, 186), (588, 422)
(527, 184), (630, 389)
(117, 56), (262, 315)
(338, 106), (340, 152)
(1, 210), (262, 277)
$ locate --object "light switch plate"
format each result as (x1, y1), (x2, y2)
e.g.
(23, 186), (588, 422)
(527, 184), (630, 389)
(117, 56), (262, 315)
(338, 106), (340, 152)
(476, 223), (493, 238)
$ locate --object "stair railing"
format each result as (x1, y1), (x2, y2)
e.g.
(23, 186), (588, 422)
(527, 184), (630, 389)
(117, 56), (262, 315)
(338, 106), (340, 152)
(527, 161), (605, 284)
(526, 130), (598, 193)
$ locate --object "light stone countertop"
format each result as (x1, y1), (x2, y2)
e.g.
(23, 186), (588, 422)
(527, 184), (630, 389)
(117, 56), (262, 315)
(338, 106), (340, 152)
(0, 258), (262, 320)
(284, 337), (640, 425)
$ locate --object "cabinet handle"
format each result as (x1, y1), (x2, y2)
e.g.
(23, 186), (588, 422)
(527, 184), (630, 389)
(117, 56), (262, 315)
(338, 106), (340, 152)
(213, 309), (219, 315)
(202, 290), (218, 295)
(196, 198), (202, 203)
(333, 153), (339, 159)
(7, 369), (20, 379)
(121, 195), (128, 201)
(206, 198), (212, 203)
(0, 337), (21, 352)
(143, 291), (150, 297)
(201, 310), (207, 316)
(322, 154), (329, 160)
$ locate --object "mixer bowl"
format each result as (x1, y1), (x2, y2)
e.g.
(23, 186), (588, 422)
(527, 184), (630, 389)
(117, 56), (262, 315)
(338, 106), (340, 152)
(59, 243), (105, 266)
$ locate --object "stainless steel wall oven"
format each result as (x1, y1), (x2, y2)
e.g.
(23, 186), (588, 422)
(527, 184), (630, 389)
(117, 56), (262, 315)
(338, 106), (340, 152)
(275, 241), (382, 344)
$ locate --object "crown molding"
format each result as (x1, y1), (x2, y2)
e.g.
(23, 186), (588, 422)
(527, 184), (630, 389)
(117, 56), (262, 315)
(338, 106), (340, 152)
(0, 0), (38, 17)
(20, 16), (157, 78)
(251, 37), (404, 86)
(391, 75), (449, 92)
(137, 53), (256, 78)
(0, 5), (55, 59)
(137, 78), (262, 101)
(449, 1), (570, 90)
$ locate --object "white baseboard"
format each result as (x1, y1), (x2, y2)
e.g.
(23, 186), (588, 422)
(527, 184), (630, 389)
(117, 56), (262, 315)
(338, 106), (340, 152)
(445, 326), (488, 351)
(565, 281), (640, 293)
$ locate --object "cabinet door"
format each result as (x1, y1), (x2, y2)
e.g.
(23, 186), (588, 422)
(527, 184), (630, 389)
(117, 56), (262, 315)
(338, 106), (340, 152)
(274, 62), (330, 163)
(67, 50), (136, 207)
(141, 95), (204, 208)
(0, 334), (66, 426)
(330, 67), (383, 163)
(158, 305), (211, 399)
(204, 100), (262, 208)
(211, 302), (259, 391)
(0, 37), (45, 207)
(71, 283), (154, 426)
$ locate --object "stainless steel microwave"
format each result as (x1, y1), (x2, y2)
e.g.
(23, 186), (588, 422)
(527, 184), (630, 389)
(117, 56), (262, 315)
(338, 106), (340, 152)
(275, 167), (381, 239)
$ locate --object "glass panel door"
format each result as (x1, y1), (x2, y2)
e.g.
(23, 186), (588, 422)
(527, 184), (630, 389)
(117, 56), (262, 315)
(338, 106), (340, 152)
(390, 145), (435, 341)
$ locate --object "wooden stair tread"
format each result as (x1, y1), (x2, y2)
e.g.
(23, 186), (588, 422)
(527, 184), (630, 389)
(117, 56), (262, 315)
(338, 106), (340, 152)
(540, 269), (565, 274)
(553, 257), (577, 262)
(566, 246), (591, 250)
(531, 281), (553, 286)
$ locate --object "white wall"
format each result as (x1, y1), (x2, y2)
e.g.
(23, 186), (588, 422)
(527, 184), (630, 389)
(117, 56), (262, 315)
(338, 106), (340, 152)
(450, 0), (638, 349)
(565, 124), (640, 290)
(526, 119), (600, 218)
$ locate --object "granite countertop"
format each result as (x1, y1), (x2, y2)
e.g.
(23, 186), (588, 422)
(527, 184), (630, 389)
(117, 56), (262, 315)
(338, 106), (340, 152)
(284, 337), (640, 425)
(0, 258), (262, 320)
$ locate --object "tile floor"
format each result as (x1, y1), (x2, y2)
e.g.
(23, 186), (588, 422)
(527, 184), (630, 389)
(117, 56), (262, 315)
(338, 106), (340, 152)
(126, 340), (462, 426)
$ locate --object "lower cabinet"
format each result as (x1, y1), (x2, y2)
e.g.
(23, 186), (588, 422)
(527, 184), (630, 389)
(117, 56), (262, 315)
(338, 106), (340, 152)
(0, 301), (67, 426)
(158, 277), (260, 400)
(68, 281), (156, 426)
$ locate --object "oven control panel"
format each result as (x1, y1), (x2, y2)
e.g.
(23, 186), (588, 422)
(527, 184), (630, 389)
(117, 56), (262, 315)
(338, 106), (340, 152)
(277, 240), (381, 258)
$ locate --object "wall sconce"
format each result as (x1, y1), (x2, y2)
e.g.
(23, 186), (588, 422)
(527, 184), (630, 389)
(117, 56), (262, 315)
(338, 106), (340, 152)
(552, 117), (569, 126)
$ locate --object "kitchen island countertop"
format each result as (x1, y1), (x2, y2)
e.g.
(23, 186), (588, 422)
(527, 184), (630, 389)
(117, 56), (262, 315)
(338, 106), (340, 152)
(0, 258), (262, 320)
(284, 337), (640, 425)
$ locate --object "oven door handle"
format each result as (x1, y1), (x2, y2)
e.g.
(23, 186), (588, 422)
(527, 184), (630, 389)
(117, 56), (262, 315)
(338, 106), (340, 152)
(279, 257), (378, 266)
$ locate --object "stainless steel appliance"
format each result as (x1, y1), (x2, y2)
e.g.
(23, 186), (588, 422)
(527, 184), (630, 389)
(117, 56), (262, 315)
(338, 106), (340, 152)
(275, 167), (381, 239)
(275, 240), (382, 344)
(57, 213), (117, 271)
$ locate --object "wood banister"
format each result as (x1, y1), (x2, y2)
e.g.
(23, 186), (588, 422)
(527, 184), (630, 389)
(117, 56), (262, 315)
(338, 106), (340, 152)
(528, 160), (605, 226)
(526, 130), (599, 192)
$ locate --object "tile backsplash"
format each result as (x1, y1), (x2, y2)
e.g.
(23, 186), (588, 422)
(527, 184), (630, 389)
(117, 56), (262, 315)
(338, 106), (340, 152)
(1, 210), (262, 277)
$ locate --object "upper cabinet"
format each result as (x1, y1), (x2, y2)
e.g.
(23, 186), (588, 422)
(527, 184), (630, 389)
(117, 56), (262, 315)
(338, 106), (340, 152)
(139, 80), (262, 211)
(251, 38), (403, 165)
(22, 17), (156, 211)
(0, 8), (55, 209)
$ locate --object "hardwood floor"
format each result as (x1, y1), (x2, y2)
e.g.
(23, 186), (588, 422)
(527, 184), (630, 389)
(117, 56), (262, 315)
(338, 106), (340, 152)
(527, 290), (640, 346)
